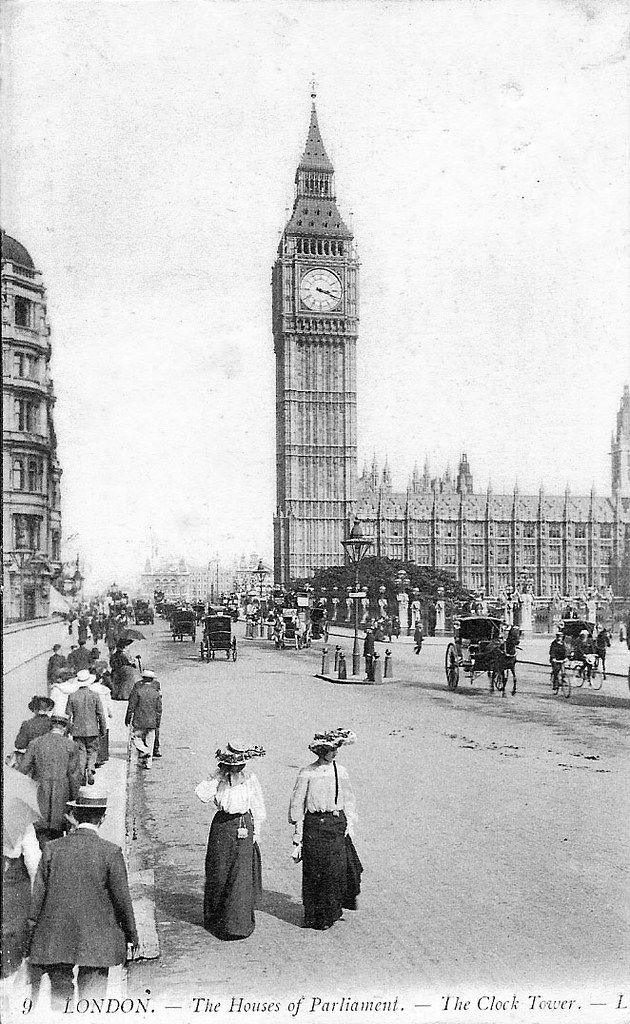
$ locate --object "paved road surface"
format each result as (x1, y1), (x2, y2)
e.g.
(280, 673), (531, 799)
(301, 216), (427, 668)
(126, 622), (629, 1024)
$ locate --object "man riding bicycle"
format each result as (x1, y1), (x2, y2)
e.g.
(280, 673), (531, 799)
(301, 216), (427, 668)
(572, 629), (595, 682)
(549, 632), (569, 691)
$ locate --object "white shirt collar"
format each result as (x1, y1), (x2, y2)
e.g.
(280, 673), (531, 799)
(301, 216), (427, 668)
(76, 823), (100, 833)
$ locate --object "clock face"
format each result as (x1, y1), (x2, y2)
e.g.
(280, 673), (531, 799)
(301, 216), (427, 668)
(299, 268), (342, 312)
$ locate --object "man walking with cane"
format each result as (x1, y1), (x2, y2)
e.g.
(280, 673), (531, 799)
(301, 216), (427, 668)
(125, 670), (162, 769)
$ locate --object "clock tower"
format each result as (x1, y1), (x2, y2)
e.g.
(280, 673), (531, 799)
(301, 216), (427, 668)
(273, 95), (359, 585)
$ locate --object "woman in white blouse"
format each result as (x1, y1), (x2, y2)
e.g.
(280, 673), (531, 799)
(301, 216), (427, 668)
(195, 741), (266, 939)
(289, 729), (362, 930)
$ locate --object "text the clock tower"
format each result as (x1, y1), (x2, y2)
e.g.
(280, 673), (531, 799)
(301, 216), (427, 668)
(273, 96), (359, 585)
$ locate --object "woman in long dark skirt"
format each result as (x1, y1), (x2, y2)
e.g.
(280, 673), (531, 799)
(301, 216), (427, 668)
(289, 729), (361, 930)
(195, 741), (266, 940)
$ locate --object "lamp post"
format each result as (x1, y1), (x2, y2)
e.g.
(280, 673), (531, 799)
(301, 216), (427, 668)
(254, 559), (270, 620)
(341, 522), (373, 676)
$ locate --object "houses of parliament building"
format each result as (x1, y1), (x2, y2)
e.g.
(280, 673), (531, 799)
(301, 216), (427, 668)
(273, 97), (630, 597)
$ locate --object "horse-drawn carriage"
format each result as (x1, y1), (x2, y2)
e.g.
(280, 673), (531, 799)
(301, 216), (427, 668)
(445, 616), (514, 694)
(556, 619), (599, 690)
(172, 609), (197, 642)
(192, 602), (206, 623)
(134, 599), (154, 625)
(274, 609), (310, 649)
(200, 613), (237, 661)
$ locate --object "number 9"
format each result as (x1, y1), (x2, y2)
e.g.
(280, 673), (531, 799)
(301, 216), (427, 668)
(22, 999), (33, 1014)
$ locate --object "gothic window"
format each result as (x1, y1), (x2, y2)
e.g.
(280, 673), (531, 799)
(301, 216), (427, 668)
(600, 523), (612, 539)
(416, 545), (430, 565)
(522, 522), (535, 539)
(296, 239), (302, 253)
(575, 573), (587, 591)
(15, 295), (32, 327)
(444, 545), (457, 565)
(496, 522), (510, 539)
(523, 546), (536, 565)
(600, 547), (612, 564)
(416, 522), (430, 538)
(575, 546), (587, 565)
(12, 458), (25, 490)
(549, 547), (561, 565)
(338, 243), (344, 255)
(548, 522), (561, 539)
(52, 531), (61, 560)
(549, 572), (562, 592)
(471, 545), (484, 564)
(469, 522), (484, 539)
(497, 546), (510, 566)
(574, 523), (586, 539)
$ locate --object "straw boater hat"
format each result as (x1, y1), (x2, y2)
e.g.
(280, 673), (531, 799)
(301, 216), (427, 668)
(142, 670), (156, 680)
(309, 729), (357, 754)
(76, 669), (96, 685)
(28, 695), (55, 713)
(215, 740), (266, 768)
(67, 785), (108, 809)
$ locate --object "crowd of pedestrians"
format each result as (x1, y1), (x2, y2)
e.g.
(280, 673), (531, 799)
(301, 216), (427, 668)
(1, 613), (155, 1014)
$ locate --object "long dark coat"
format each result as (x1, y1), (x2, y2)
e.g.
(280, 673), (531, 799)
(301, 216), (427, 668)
(19, 732), (82, 832)
(29, 828), (137, 967)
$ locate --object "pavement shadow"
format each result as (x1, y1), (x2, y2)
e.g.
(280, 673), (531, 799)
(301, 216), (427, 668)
(157, 889), (205, 929)
(258, 889), (303, 927)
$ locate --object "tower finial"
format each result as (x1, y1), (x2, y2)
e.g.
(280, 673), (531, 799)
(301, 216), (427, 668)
(310, 76), (317, 102)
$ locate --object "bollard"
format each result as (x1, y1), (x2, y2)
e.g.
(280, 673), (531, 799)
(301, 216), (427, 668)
(267, 622), (273, 641)
(384, 647), (393, 678)
(338, 652), (347, 680)
(321, 646), (330, 676)
(245, 620), (253, 639)
(334, 645), (341, 672)
(372, 652), (383, 685)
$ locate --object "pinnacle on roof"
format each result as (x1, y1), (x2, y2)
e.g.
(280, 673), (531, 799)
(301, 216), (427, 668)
(298, 102), (334, 173)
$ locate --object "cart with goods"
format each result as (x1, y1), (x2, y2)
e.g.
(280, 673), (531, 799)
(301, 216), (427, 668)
(445, 616), (509, 692)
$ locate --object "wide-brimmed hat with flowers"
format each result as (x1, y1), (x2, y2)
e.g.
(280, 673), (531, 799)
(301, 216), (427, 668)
(309, 728), (357, 754)
(215, 740), (266, 767)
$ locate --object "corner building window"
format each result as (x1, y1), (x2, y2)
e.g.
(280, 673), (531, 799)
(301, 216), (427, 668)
(15, 296), (32, 327)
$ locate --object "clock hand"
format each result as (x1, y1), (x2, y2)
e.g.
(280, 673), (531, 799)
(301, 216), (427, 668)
(315, 287), (337, 298)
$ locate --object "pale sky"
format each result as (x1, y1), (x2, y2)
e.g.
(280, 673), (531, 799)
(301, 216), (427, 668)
(2, 0), (629, 587)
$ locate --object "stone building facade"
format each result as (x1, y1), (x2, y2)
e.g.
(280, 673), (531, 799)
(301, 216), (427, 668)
(2, 231), (63, 622)
(356, 389), (630, 597)
(273, 96), (358, 586)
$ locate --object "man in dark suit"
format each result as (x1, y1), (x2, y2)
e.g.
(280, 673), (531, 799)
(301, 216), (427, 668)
(363, 628), (375, 681)
(12, 696), (54, 767)
(20, 712), (82, 845)
(65, 670), (107, 784)
(67, 639), (92, 675)
(46, 645), (67, 692)
(27, 788), (138, 1010)
(125, 672), (162, 769)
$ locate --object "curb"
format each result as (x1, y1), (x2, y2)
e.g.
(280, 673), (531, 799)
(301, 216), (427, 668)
(125, 730), (160, 962)
(315, 673), (398, 685)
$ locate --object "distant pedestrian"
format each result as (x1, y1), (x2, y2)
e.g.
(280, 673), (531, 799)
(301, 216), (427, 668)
(195, 741), (266, 939)
(363, 628), (375, 681)
(594, 626), (611, 679)
(289, 729), (361, 931)
(413, 621), (424, 655)
(10, 697), (54, 768)
(65, 670), (107, 785)
(109, 645), (136, 701)
(26, 787), (139, 1011)
(67, 639), (91, 675)
(19, 713), (82, 845)
(46, 646), (67, 693)
(124, 671), (162, 770)
(77, 618), (89, 644)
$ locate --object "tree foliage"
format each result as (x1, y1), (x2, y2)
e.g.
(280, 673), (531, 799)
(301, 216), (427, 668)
(291, 556), (473, 608)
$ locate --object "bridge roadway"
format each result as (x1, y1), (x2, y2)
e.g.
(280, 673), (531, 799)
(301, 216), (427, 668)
(127, 621), (629, 1024)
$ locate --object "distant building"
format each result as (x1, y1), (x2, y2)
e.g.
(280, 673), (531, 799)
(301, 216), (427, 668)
(356, 389), (630, 598)
(2, 231), (63, 621)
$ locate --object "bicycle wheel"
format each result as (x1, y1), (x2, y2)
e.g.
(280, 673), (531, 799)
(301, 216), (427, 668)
(573, 665), (585, 688)
(561, 670), (571, 699)
(492, 669), (506, 694)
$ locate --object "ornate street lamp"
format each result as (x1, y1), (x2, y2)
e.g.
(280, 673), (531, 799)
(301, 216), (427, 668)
(254, 559), (270, 612)
(341, 521), (373, 676)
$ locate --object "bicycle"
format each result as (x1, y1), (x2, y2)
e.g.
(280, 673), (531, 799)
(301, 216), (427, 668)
(551, 659), (571, 699)
(572, 656), (602, 691)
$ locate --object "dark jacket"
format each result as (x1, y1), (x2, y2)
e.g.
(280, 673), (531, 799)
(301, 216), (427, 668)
(47, 653), (67, 686)
(363, 633), (375, 657)
(29, 827), (138, 966)
(125, 682), (162, 731)
(14, 714), (52, 752)
(67, 646), (92, 674)
(65, 687), (107, 738)
(549, 639), (568, 662)
(20, 731), (82, 832)
(595, 630), (611, 653)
